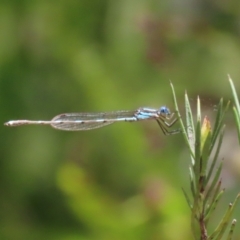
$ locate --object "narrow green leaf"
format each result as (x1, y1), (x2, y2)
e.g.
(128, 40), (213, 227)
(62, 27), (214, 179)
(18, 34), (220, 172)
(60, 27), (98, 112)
(228, 75), (240, 117)
(209, 194), (240, 240)
(205, 126), (225, 186)
(197, 96), (201, 122)
(204, 161), (223, 208)
(185, 92), (195, 142)
(205, 180), (222, 218)
(194, 97), (201, 187)
(208, 203), (232, 240)
(210, 180), (222, 205)
(211, 98), (223, 143)
(170, 82), (195, 158)
(182, 187), (192, 210)
(226, 219), (237, 240)
(229, 75), (240, 145)
(215, 207), (234, 240)
(233, 106), (240, 144)
(210, 100), (229, 154)
(205, 188), (225, 224)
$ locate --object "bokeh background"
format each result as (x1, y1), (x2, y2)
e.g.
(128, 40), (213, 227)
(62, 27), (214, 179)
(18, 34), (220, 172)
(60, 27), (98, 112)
(1, 1), (240, 239)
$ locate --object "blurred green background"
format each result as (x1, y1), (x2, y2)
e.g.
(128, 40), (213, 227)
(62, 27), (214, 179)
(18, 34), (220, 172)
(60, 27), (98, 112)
(1, 1), (240, 239)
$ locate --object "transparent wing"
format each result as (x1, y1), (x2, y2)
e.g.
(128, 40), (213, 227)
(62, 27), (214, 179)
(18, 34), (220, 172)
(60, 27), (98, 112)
(51, 110), (136, 131)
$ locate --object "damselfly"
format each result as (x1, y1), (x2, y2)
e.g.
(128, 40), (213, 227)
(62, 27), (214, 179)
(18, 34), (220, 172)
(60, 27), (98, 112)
(4, 106), (180, 135)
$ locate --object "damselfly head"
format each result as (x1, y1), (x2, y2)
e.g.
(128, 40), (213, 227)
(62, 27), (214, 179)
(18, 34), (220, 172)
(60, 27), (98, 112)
(159, 106), (170, 115)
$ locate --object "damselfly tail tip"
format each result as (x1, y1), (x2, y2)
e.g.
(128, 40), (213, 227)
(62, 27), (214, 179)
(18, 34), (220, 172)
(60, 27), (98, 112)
(4, 121), (14, 126)
(4, 121), (23, 127)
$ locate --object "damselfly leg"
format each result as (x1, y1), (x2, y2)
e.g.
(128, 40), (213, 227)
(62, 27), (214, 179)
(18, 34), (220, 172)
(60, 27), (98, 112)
(156, 112), (181, 135)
